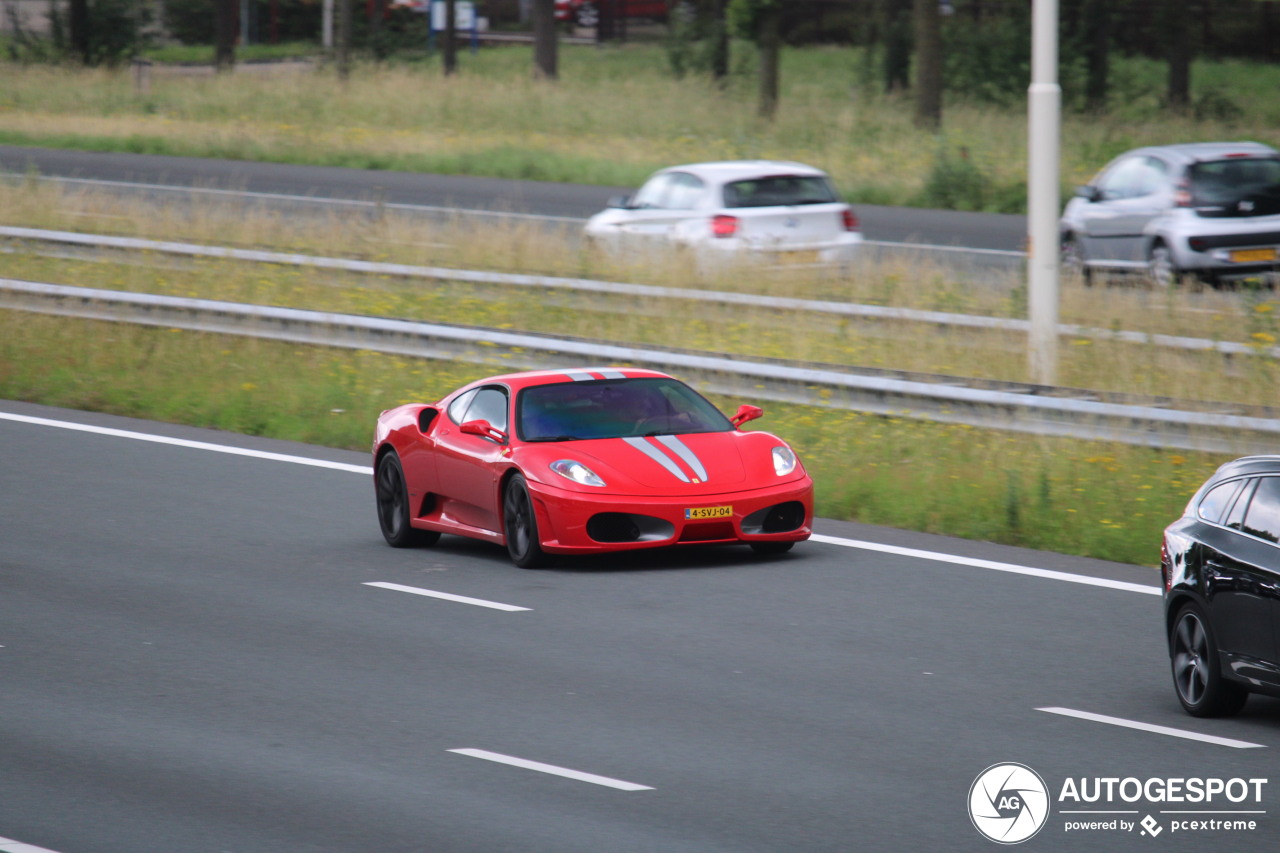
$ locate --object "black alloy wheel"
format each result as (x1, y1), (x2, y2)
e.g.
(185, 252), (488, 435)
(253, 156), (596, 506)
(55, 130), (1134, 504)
(1169, 602), (1247, 717)
(375, 452), (439, 548)
(503, 474), (547, 568)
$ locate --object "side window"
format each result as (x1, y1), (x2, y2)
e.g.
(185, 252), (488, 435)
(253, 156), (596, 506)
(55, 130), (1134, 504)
(1096, 158), (1141, 200)
(1242, 477), (1280, 544)
(665, 173), (705, 210)
(1224, 479), (1256, 531)
(631, 174), (676, 209)
(1197, 479), (1245, 524)
(447, 389), (478, 425)
(1131, 157), (1168, 197)
(462, 387), (509, 433)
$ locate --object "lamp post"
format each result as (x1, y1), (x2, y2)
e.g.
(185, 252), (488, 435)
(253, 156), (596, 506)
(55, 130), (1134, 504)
(1027, 0), (1061, 386)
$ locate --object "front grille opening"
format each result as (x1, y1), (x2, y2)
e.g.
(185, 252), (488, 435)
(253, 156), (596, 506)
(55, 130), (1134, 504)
(742, 501), (806, 535)
(586, 513), (674, 543)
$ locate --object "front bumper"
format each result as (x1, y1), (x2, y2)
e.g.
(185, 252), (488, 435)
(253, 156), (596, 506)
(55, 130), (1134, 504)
(525, 476), (814, 554)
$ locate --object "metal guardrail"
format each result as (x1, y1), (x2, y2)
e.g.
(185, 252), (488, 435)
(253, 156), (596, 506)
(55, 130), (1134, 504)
(3, 277), (1278, 454)
(2, 226), (1275, 359)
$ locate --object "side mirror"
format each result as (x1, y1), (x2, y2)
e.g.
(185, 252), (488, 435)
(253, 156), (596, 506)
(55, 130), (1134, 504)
(460, 419), (508, 444)
(730, 405), (763, 428)
(606, 194), (632, 209)
(1076, 185), (1102, 203)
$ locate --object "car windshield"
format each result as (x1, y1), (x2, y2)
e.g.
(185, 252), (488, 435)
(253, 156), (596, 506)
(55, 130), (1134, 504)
(722, 175), (838, 208)
(1189, 157), (1280, 207)
(518, 378), (733, 442)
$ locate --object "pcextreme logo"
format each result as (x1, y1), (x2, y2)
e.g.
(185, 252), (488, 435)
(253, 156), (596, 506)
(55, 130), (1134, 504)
(969, 763), (1051, 844)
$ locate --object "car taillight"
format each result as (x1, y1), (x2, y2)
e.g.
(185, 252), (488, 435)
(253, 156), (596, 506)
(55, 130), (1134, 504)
(1173, 178), (1192, 207)
(711, 214), (739, 238)
(841, 207), (859, 232)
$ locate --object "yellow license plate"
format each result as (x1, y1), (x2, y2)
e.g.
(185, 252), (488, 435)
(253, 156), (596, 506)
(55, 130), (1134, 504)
(1229, 248), (1278, 263)
(685, 505), (732, 520)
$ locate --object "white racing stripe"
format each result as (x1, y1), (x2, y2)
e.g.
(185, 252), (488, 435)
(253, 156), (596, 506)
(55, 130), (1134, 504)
(1037, 707), (1266, 749)
(811, 533), (1161, 596)
(364, 582), (530, 612)
(448, 748), (653, 791)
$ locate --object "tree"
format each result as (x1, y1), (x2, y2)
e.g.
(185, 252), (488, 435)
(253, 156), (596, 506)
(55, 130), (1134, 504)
(68, 0), (89, 63)
(882, 0), (910, 93)
(728, 0), (782, 120)
(913, 0), (941, 129)
(533, 0), (557, 79)
(1165, 0), (1191, 110)
(442, 0), (458, 76)
(1081, 0), (1112, 111)
(215, 0), (236, 70)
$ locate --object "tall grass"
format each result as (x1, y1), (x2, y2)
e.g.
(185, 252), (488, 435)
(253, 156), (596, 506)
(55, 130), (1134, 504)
(2, 45), (1279, 211)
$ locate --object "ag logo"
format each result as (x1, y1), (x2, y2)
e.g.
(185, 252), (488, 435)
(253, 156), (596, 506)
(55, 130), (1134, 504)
(968, 763), (1050, 844)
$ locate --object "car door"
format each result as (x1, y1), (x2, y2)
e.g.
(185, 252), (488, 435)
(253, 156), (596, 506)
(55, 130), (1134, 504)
(1077, 155), (1171, 264)
(1202, 476), (1280, 684)
(431, 386), (510, 535)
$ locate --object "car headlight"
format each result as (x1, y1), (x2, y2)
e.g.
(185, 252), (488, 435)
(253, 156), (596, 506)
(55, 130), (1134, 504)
(550, 459), (606, 487)
(772, 446), (798, 476)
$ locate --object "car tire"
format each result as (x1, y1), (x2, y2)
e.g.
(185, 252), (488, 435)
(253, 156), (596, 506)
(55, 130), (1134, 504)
(1148, 242), (1187, 289)
(749, 541), (795, 556)
(1060, 234), (1093, 285)
(1169, 602), (1248, 717)
(375, 452), (440, 548)
(503, 474), (548, 568)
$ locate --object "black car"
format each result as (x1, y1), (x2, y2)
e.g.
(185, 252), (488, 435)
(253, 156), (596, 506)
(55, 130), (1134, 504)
(1161, 456), (1280, 716)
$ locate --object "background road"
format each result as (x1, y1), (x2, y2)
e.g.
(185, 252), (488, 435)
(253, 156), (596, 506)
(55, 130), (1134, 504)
(3, 400), (1278, 852)
(0, 145), (1028, 253)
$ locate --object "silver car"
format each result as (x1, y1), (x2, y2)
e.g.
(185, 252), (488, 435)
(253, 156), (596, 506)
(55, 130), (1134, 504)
(1059, 141), (1280, 287)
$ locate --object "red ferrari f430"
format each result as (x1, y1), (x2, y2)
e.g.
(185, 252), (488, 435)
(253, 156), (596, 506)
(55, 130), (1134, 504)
(372, 368), (813, 567)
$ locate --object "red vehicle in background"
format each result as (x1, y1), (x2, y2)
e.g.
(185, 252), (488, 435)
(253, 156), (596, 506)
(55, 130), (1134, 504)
(555, 0), (672, 28)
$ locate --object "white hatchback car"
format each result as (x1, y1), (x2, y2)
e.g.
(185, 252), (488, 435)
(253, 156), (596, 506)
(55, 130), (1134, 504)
(584, 161), (862, 267)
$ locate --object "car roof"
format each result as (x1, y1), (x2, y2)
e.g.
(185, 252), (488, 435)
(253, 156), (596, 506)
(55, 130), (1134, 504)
(1125, 141), (1279, 165)
(1209, 455), (1280, 481)
(456, 367), (675, 393)
(652, 160), (830, 184)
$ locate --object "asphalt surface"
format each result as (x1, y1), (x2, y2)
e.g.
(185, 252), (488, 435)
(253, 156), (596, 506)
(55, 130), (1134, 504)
(0, 145), (1028, 252)
(4, 400), (1279, 852)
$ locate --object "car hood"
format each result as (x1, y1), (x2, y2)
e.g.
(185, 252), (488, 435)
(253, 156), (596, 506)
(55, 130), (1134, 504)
(518, 431), (794, 495)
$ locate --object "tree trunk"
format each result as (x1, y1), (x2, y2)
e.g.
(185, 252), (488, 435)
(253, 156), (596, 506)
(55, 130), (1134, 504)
(1166, 0), (1191, 110)
(757, 2), (781, 120)
(443, 0), (458, 76)
(337, 0), (352, 80)
(1083, 0), (1111, 111)
(882, 0), (910, 93)
(533, 0), (558, 80)
(68, 0), (89, 63)
(711, 0), (729, 83)
(913, 0), (941, 130)
(215, 0), (237, 72)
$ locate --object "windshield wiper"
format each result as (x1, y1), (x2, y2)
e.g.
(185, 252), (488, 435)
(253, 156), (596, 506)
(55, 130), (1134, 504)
(526, 434), (583, 442)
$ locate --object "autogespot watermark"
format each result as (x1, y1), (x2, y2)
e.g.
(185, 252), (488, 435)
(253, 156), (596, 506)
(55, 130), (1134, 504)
(968, 764), (1269, 844)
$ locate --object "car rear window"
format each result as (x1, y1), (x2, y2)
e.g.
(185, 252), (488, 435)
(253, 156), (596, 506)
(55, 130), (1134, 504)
(1189, 157), (1280, 215)
(722, 175), (839, 208)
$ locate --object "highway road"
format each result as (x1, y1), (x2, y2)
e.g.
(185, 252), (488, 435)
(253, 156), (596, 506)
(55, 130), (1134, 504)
(3, 399), (1278, 852)
(0, 145), (1028, 255)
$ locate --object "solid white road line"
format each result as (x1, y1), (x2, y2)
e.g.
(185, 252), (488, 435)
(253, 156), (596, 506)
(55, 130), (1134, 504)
(1036, 707), (1266, 749)
(0, 412), (371, 474)
(0, 836), (66, 853)
(811, 533), (1161, 596)
(1, 412), (1161, 597)
(448, 748), (653, 791)
(363, 582), (530, 612)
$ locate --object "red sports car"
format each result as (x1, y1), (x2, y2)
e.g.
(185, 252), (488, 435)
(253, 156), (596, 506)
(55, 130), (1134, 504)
(372, 367), (813, 567)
